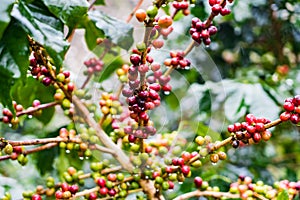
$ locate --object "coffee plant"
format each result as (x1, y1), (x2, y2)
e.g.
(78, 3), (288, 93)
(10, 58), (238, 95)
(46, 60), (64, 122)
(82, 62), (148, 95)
(0, 0), (300, 199)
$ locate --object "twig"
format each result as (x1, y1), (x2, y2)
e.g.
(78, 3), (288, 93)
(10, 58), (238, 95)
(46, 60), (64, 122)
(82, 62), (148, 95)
(126, 0), (144, 23)
(173, 190), (240, 200)
(23, 143), (58, 155)
(8, 137), (81, 146)
(101, 166), (122, 174)
(72, 96), (134, 172)
(80, 74), (92, 89)
(0, 102), (59, 122)
(73, 186), (99, 199)
(89, 144), (116, 155)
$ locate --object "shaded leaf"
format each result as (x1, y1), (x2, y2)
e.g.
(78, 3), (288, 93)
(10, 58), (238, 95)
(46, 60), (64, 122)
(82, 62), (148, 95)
(11, 1), (69, 69)
(82, 17), (105, 50)
(0, 21), (30, 110)
(35, 130), (59, 175)
(41, 0), (89, 30)
(0, 0), (15, 40)
(94, 0), (106, 5)
(88, 10), (134, 50)
(98, 53), (123, 82)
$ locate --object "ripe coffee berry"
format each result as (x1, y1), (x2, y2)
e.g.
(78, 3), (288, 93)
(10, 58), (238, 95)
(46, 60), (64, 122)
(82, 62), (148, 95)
(194, 176), (203, 188)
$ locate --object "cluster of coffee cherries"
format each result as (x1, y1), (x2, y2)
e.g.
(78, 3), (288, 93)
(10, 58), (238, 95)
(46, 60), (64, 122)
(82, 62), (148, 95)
(164, 50), (191, 70)
(280, 95), (300, 124)
(1, 100), (44, 129)
(172, 0), (190, 16)
(121, 53), (163, 138)
(195, 135), (227, 163)
(116, 64), (129, 83)
(229, 175), (300, 199)
(29, 55), (72, 89)
(89, 161), (131, 199)
(0, 142), (29, 166)
(55, 182), (80, 199)
(190, 17), (218, 46)
(209, 0), (232, 16)
(83, 57), (104, 76)
(227, 114), (272, 148)
(58, 128), (92, 159)
(99, 92), (123, 116)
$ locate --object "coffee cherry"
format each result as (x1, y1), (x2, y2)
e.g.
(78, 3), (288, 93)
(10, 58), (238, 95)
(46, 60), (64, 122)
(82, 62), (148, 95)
(290, 113), (300, 124)
(181, 165), (190, 176)
(55, 191), (63, 199)
(152, 39), (164, 49)
(4, 144), (13, 155)
(218, 151), (227, 160)
(89, 192), (97, 199)
(146, 6), (158, 19)
(220, 8), (231, 16)
(253, 132), (261, 143)
(210, 153), (219, 163)
(261, 130), (272, 141)
(69, 185), (79, 194)
(232, 140), (239, 148)
(31, 194), (41, 200)
(158, 16), (173, 29)
(135, 9), (147, 22)
(194, 176), (203, 188)
(283, 102), (295, 112)
(130, 54), (141, 66)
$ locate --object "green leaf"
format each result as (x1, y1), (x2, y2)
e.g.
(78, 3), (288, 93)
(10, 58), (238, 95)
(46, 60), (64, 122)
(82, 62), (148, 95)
(0, 0), (15, 40)
(41, 0), (89, 30)
(0, 21), (30, 110)
(94, 0), (106, 5)
(88, 10), (134, 50)
(35, 130), (59, 175)
(11, 1), (69, 69)
(278, 189), (289, 200)
(98, 53), (123, 82)
(82, 17), (105, 50)
(11, 77), (56, 124)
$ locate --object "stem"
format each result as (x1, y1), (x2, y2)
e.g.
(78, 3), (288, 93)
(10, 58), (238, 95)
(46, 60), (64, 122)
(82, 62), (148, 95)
(183, 40), (196, 56)
(126, 0), (144, 23)
(116, 84), (125, 99)
(89, 144), (116, 155)
(264, 118), (282, 129)
(8, 137), (81, 146)
(253, 192), (269, 200)
(80, 74), (92, 89)
(210, 136), (233, 152)
(101, 166), (122, 174)
(99, 113), (108, 126)
(0, 102), (59, 122)
(173, 190), (240, 200)
(23, 143), (58, 155)
(72, 95), (134, 172)
(73, 186), (99, 199)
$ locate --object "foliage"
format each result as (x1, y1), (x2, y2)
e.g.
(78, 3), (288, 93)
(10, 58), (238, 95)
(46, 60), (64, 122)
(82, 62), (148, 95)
(0, 0), (299, 200)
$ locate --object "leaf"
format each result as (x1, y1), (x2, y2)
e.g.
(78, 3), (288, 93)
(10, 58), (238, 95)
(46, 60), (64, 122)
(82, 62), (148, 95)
(88, 10), (134, 50)
(0, 0), (15, 40)
(98, 53), (123, 82)
(94, 0), (105, 5)
(0, 21), (30, 110)
(41, 0), (89, 30)
(278, 189), (289, 200)
(11, 1), (69, 69)
(11, 77), (56, 124)
(35, 130), (59, 175)
(82, 17), (105, 50)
